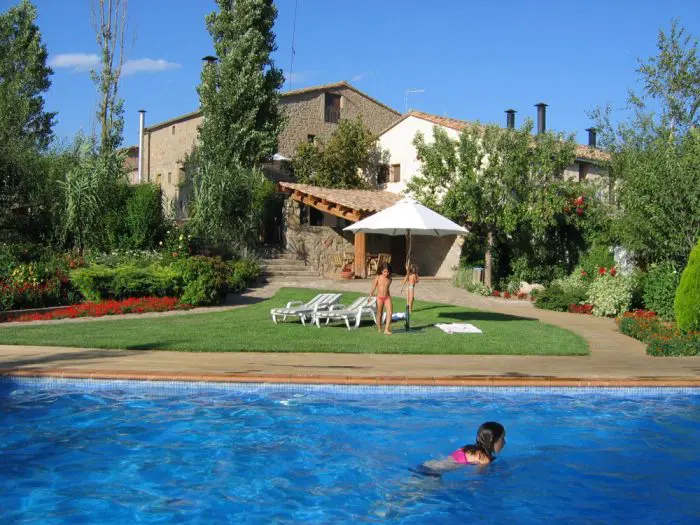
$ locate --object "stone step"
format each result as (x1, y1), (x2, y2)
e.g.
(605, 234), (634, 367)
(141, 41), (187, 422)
(264, 269), (320, 277)
(263, 264), (312, 272)
(261, 258), (307, 266)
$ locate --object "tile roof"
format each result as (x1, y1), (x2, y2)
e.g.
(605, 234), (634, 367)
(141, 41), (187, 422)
(142, 81), (400, 134)
(384, 110), (611, 163)
(278, 182), (402, 214)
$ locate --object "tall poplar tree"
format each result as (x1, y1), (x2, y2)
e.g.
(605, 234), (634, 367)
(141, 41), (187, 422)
(197, 0), (285, 169)
(189, 0), (284, 253)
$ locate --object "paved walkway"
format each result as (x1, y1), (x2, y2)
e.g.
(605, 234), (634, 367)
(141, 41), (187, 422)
(1, 278), (699, 385)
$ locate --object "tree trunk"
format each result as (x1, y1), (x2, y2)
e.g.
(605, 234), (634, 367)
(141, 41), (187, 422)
(484, 228), (494, 289)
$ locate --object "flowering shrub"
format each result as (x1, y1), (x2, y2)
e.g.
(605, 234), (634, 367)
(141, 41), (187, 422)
(492, 290), (501, 297)
(2, 297), (191, 323)
(84, 249), (161, 268)
(535, 284), (580, 312)
(587, 273), (634, 317)
(503, 291), (511, 299)
(618, 310), (699, 356)
(517, 292), (528, 300)
(0, 262), (81, 311)
(647, 332), (700, 356)
(568, 303), (593, 314)
(161, 227), (192, 259)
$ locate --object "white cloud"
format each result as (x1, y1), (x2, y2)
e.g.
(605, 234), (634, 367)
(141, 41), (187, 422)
(48, 53), (181, 76)
(122, 58), (182, 76)
(351, 73), (366, 82)
(49, 53), (100, 72)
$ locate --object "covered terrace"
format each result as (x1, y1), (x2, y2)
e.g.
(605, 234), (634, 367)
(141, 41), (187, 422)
(277, 182), (463, 278)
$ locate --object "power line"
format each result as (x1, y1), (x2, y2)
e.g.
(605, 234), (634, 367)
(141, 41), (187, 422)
(288, 0), (299, 91)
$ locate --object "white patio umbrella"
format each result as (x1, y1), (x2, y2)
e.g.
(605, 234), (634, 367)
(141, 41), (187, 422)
(344, 198), (468, 332)
(343, 197), (468, 270)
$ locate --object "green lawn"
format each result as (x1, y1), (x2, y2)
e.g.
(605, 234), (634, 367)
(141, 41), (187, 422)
(0, 288), (588, 355)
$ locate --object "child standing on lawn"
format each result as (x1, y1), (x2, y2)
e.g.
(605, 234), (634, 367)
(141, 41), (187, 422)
(370, 263), (393, 335)
(400, 264), (419, 313)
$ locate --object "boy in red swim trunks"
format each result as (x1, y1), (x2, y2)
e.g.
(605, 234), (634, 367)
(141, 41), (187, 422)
(370, 263), (393, 335)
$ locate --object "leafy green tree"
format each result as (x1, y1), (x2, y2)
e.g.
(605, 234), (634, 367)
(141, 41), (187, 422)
(197, 0), (285, 169)
(407, 120), (577, 287)
(0, 0), (55, 240)
(293, 117), (381, 189)
(590, 21), (700, 267)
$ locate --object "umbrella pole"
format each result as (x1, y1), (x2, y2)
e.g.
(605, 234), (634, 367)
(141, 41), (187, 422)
(405, 230), (411, 332)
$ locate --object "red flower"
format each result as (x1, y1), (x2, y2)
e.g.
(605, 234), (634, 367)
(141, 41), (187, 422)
(576, 207), (584, 216)
(599, 267), (607, 275)
(581, 270), (587, 276)
(609, 266), (617, 276)
(575, 196), (585, 206)
(172, 252), (178, 257)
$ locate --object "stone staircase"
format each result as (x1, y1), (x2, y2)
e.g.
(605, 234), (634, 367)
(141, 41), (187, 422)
(261, 252), (319, 280)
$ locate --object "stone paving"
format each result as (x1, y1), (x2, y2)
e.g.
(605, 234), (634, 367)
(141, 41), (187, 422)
(1, 278), (699, 384)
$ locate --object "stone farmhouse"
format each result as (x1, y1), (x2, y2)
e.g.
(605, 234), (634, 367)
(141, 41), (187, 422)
(127, 82), (610, 280)
(125, 81), (400, 218)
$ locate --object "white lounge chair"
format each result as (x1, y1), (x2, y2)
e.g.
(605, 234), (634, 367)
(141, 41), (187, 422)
(313, 296), (377, 330)
(270, 293), (342, 325)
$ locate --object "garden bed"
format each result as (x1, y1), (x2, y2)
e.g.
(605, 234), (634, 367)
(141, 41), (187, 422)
(1, 297), (191, 323)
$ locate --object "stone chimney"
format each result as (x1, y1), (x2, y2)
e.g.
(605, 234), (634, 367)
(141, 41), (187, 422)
(505, 109), (516, 129)
(535, 102), (547, 134)
(585, 127), (597, 148)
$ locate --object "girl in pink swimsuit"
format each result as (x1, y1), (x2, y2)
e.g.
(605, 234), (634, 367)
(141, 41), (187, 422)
(370, 263), (394, 335)
(418, 422), (506, 475)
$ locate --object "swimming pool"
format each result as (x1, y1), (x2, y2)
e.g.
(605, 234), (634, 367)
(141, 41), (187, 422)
(1, 378), (698, 524)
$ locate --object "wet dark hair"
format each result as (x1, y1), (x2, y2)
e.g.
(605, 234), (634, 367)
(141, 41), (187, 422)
(461, 421), (506, 460)
(407, 264), (417, 274)
(378, 262), (392, 275)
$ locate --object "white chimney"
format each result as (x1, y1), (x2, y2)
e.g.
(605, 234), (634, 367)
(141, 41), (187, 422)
(138, 109), (146, 183)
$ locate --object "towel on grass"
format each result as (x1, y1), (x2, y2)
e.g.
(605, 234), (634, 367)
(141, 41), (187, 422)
(435, 323), (482, 334)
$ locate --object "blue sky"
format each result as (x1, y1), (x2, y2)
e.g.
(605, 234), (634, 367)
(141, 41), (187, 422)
(8, 0), (700, 147)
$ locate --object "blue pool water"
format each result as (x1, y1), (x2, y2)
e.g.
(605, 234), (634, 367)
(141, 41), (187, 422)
(1, 379), (699, 524)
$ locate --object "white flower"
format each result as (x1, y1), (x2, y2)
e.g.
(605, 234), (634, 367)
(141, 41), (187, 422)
(159, 241), (163, 246)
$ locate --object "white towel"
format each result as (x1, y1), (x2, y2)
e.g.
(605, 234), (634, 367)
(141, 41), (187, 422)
(435, 323), (482, 334)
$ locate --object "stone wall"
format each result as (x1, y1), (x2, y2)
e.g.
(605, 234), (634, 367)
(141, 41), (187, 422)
(277, 85), (400, 157)
(283, 199), (354, 277)
(410, 236), (463, 278)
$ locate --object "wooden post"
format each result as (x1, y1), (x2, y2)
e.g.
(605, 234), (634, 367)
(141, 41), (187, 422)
(354, 232), (367, 278)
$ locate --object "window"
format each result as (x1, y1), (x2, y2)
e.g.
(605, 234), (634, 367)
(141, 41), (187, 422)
(390, 164), (401, 183)
(377, 164), (389, 185)
(156, 173), (162, 185)
(307, 134), (316, 144)
(324, 93), (341, 123)
(299, 203), (308, 225)
(172, 126), (176, 135)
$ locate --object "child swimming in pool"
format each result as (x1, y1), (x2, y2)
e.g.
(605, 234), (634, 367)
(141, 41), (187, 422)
(417, 421), (506, 475)
(400, 264), (419, 313)
(370, 262), (393, 335)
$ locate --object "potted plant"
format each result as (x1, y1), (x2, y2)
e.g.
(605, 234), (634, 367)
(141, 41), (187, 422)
(339, 262), (355, 280)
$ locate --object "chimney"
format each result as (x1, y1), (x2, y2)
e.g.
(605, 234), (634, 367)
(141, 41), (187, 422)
(137, 109), (146, 184)
(505, 109), (516, 129)
(585, 127), (597, 148)
(202, 55), (217, 66)
(535, 102), (547, 134)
